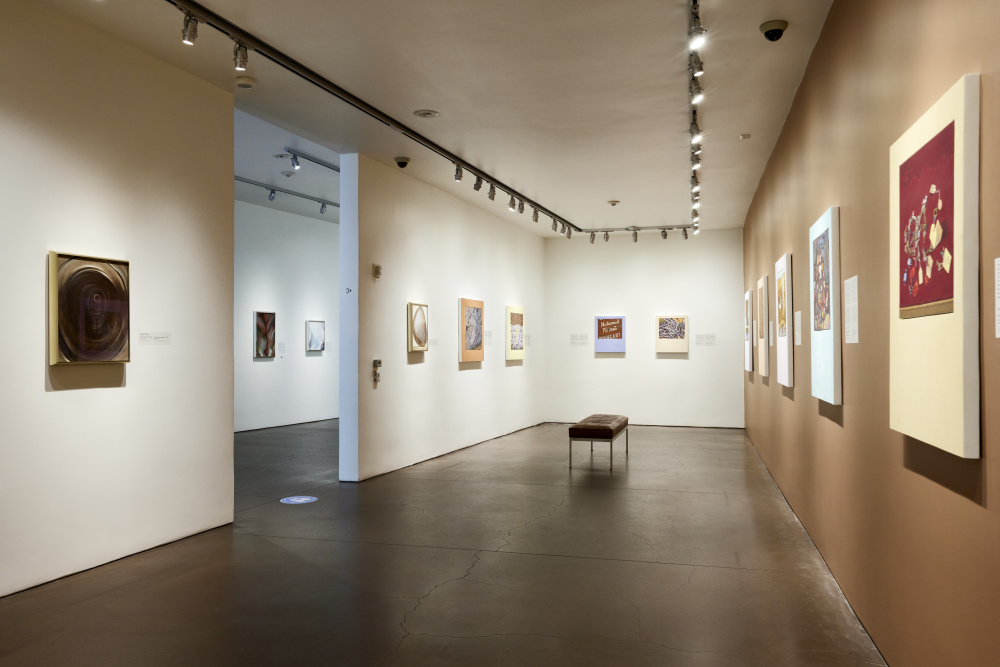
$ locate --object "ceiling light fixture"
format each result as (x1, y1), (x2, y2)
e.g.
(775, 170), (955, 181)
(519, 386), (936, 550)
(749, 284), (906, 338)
(604, 232), (610, 242)
(320, 203), (327, 214)
(692, 200), (701, 211)
(632, 231), (639, 243)
(551, 219), (558, 232)
(488, 184), (496, 201)
(454, 164), (463, 182)
(688, 0), (706, 50)
(473, 176), (483, 191)
(683, 228), (689, 240)
(233, 43), (249, 71)
(693, 144), (702, 156)
(690, 77), (704, 105)
(290, 154), (300, 170)
(508, 195), (516, 212)
(690, 113), (703, 145)
(691, 174), (701, 193)
(661, 229), (668, 239)
(590, 232), (596, 244)
(181, 13), (198, 45)
(518, 200), (525, 214)
(689, 52), (704, 77)
(268, 189), (275, 201)
(693, 225), (700, 235)
(532, 208), (539, 223)
(691, 153), (702, 170)
(692, 211), (700, 223)
(413, 109), (440, 118)
(566, 227), (572, 240)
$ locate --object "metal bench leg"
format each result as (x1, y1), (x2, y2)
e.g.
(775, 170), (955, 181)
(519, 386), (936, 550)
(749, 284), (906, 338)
(610, 440), (613, 470)
(626, 428), (629, 455)
(569, 439), (572, 468)
(590, 441), (593, 452)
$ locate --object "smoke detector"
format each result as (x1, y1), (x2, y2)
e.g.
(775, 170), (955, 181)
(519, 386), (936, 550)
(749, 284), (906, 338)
(235, 76), (256, 90)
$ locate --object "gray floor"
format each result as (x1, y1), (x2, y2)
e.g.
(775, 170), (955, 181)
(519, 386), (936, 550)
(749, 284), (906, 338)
(0, 421), (884, 666)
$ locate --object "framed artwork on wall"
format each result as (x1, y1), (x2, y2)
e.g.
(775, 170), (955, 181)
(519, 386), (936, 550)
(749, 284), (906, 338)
(809, 207), (841, 404)
(459, 298), (484, 362)
(655, 315), (688, 353)
(595, 316), (625, 353)
(756, 275), (769, 377)
(48, 251), (130, 365)
(775, 253), (793, 387)
(306, 320), (325, 352)
(407, 302), (428, 352)
(889, 74), (980, 458)
(255, 311), (276, 359)
(505, 306), (525, 360)
(744, 289), (753, 372)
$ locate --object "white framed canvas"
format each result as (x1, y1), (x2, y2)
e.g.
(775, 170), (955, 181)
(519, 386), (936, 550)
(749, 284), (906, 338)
(305, 320), (325, 352)
(889, 74), (980, 458)
(775, 253), (793, 387)
(756, 275), (769, 377)
(505, 306), (525, 360)
(407, 302), (428, 352)
(655, 315), (688, 353)
(809, 207), (842, 404)
(744, 290), (753, 372)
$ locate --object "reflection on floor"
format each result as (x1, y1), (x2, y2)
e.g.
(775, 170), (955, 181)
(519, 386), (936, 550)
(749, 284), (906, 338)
(0, 422), (885, 666)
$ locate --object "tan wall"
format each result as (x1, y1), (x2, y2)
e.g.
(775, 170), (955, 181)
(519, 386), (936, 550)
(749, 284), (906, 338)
(743, 0), (1000, 664)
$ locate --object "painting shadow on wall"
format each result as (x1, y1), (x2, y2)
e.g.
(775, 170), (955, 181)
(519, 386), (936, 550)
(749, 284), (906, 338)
(253, 357), (275, 363)
(656, 353), (688, 360)
(458, 361), (482, 371)
(781, 385), (795, 401)
(746, 371), (755, 385)
(818, 400), (843, 426)
(761, 376), (770, 388)
(505, 359), (523, 367)
(306, 350), (322, 358)
(903, 435), (984, 505)
(407, 351), (425, 365)
(595, 353), (625, 359)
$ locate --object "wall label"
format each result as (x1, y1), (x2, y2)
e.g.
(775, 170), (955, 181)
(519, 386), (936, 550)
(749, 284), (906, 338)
(695, 333), (716, 347)
(845, 275), (859, 344)
(485, 330), (493, 346)
(526, 334), (531, 347)
(570, 334), (589, 346)
(794, 311), (802, 346)
(277, 341), (287, 355)
(138, 332), (171, 345)
(428, 338), (439, 347)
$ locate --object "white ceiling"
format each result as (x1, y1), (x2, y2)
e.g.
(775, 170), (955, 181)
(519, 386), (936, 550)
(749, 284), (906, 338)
(40, 0), (832, 238)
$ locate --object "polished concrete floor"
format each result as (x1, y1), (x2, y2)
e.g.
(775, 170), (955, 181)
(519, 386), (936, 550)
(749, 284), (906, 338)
(0, 421), (884, 666)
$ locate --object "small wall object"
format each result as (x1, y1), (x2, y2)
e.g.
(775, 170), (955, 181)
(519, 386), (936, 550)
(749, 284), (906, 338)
(655, 315), (688, 353)
(744, 290), (753, 372)
(889, 74), (980, 458)
(505, 306), (525, 360)
(459, 298), (484, 362)
(756, 275), (769, 377)
(306, 320), (325, 352)
(809, 207), (841, 403)
(48, 251), (130, 364)
(254, 311), (276, 358)
(595, 316), (626, 353)
(407, 303), (428, 352)
(775, 253), (793, 387)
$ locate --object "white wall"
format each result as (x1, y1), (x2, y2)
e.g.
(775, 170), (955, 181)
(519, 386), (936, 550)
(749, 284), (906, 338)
(341, 155), (547, 481)
(544, 229), (745, 427)
(235, 201), (340, 431)
(0, 4), (235, 597)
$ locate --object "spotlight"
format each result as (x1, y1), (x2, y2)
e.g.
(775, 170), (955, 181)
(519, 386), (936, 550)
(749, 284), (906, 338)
(693, 144), (703, 156)
(689, 2), (706, 50)
(690, 77), (704, 105)
(590, 232), (596, 244)
(689, 52), (704, 77)
(692, 200), (701, 211)
(661, 229), (668, 239)
(691, 153), (701, 170)
(604, 232), (610, 242)
(320, 203), (327, 214)
(632, 231), (638, 243)
(560, 222), (567, 235)
(691, 175), (701, 193)
(291, 154), (300, 170)
(454, 164), (463, 182)
(234, 43), (249, 71)
(473, 176), (483, 191)
(532, 208), (539, 223)
(693, 225), (700, 235)
(181, 13), (198, 45)
(508, 195), (516, 212)
(268, 189), (275, 201)
(692, 211), (700, 223)
(488, 184), (496, 201)
(690, 115), (702, 145)
(518, 199), (525, 214)
(683, 228), (689, 240)
(551, 219), (558, 232)
(566, 227), (573, 240)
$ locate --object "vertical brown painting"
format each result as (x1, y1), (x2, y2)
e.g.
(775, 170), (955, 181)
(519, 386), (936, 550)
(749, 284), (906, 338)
(813, 230), (831, 331)
(49, 252), (130, 364)
(899, 122), (955, 318)
(255, 312), (276, 358)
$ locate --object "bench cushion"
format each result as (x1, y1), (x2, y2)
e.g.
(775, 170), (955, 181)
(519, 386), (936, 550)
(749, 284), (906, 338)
(568, 414), (628, 440)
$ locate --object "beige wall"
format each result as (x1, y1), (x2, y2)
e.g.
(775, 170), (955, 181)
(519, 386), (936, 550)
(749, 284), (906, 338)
(0, 3), (235, 596)
(743, 0), (1000, 664)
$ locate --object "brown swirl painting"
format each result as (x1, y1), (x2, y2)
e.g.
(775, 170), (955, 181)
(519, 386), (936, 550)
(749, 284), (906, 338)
(49, 252), (130, 365)
(255, 312), (276, 358)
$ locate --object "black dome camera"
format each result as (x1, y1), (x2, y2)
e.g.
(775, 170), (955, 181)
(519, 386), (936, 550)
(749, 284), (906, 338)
(760, 20), (788, 42)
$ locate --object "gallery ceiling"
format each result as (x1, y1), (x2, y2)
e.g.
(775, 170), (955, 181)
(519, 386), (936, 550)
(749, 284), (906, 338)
(39, 0), (833, 238)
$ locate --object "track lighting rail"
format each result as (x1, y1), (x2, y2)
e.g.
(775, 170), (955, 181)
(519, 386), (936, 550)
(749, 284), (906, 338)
(168, 0), (581, 231)
(236, 175), (339, 210)
(283, 147), (341, 173)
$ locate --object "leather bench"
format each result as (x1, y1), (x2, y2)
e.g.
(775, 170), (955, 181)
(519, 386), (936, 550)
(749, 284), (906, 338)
(568, 414), (628, 469)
